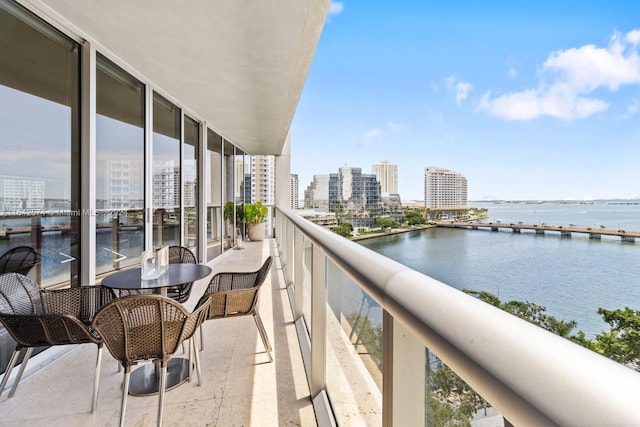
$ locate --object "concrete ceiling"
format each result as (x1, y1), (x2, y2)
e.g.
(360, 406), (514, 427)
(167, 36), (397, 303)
(26, 0), (329, 155)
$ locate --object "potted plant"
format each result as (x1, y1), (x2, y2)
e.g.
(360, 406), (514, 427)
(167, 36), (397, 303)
(244, 201), (268, 241)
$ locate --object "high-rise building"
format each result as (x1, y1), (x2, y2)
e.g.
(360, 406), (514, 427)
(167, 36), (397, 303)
(371, 160), (398, 194)
(304, 174), (332, 210)
(251, 155), (275, 205)
(290, 174), (299, 209)
(304, 166), (392, 227)
(0, 175), (45, 210)
(424, 166), (468, 208)
(99, 159), (144, 210)
(152, 161), (180, 208)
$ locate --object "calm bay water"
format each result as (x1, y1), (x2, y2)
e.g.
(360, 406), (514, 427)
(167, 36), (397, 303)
(359, 201), (640, 338)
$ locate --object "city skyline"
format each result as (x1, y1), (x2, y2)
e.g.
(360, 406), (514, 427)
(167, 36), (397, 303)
(290, 1), (640, 201)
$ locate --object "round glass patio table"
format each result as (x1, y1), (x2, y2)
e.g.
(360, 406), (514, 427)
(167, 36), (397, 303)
(102, 263), (212, 396)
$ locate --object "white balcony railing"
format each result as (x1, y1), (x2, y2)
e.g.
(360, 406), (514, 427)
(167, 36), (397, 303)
(275, 206), (640, 426)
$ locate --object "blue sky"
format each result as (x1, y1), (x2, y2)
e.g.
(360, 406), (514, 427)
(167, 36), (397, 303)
(290, 1), (640, 201)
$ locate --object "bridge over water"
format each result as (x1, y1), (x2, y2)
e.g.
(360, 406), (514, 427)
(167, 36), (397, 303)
(437, 221), (639, 243)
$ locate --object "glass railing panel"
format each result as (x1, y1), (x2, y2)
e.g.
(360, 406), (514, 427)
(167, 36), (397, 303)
(326, 258), (382, 425)
(426, 349), (504, 427)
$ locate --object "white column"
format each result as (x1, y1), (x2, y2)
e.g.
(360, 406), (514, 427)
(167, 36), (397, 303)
(80, 41), (96, 285)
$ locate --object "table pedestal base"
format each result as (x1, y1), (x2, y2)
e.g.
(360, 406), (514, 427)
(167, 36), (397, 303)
(128, 358), (190, 396)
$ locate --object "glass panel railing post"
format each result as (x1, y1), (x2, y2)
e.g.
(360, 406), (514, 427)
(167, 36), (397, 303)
(293, 227), (304, 319)
(310, 244), (327, 397)
(284, 218), (293, 286)
(382, 313), (424, 426)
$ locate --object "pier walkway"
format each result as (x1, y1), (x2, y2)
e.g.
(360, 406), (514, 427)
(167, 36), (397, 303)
(438, 221), (640, 242)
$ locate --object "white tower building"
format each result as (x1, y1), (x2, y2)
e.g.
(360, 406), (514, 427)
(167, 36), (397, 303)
(371, 160), (398, 194)
(424, 166), (467, 208)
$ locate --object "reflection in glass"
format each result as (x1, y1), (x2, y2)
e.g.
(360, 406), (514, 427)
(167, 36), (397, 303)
(96, 53), (145, 275)
(0, 1), (80, 373)
(206, 129), (222, 260)
(183, 116), (198, 255)
(426, 350), (497, 426)
(0, 2), (80, 288)
(152, 92), (181, 248)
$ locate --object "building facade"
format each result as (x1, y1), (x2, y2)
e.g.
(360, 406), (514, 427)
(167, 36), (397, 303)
(424, 166), (468, 220)
(290, 174), (299, 209)
(304, 166), (390, 227)
(371, 160), (398, 194)
(251, 155), (275, 205)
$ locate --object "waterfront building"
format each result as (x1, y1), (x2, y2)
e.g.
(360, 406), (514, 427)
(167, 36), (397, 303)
(424, 166), (468, 220)
(0, 175), (45, 210)
(305, 166), (384, 227)
(290, 173), (299, 209)
(371, 160), (399, 195)
(97, 160), (144, 210)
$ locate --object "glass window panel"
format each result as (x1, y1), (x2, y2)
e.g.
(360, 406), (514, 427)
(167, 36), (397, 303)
(96, 53), (145, 275)
(183, 116), (198, 254)
(0, 1), (80, 372)
(206, 128), (222, 260)
(152, 92), (180, 248)
(0, 1), (80, 288)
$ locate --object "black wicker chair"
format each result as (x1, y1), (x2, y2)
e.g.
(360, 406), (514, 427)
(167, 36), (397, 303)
(0, 246), (40, 276)
(165, 246), (198, 303)
(0, 273), (113, 412)
(194, 256), (273, 361)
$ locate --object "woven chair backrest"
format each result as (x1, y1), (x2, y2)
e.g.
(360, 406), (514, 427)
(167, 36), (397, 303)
(0, 273), (43, 315)
(255, 256), (272, 288)
(199, 256), (272, 318)
(168, 246), (196, 264)
(0, 246), (39, 276)
(92, 295), (191, 368)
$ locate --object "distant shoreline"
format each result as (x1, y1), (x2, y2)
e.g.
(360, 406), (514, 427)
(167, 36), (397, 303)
(471, 199), (640, 205)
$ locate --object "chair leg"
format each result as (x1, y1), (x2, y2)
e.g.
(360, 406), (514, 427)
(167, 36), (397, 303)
(157, 365), (167, 427)
(253, 312), (273, 362)
(187, 339), (193, 383)
(199, 324), (204, 351)
(0, 349), (21, 396)
(192, 338), (202, 386)
(9, 347), (33, 397)
(119, 371), (130, 427)
(92, 344), (103, 412)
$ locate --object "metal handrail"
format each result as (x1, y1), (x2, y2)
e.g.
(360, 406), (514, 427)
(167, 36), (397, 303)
(277, 206), (640, 426)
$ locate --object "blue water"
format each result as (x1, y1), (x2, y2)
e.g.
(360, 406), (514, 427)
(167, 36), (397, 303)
(359, 201), (640, 338)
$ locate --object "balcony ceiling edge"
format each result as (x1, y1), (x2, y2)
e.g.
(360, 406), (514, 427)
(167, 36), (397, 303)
(28, 0), (330, 156)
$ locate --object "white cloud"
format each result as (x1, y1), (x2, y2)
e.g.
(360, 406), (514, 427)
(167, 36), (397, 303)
(362, 128), (381, 146)
(328, 2), (344, 16)
(387, 122), (406, 132)
(623, 99), (640, 118)
(625, 30), (640, 46)
(479, 29), (640, 121)
(508, 67), (517, 78)
(456, 81), (472, 105)
(444, 75), (472, 105)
